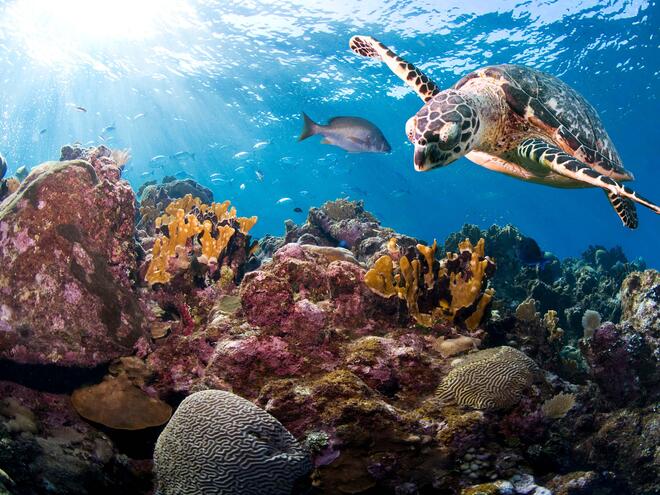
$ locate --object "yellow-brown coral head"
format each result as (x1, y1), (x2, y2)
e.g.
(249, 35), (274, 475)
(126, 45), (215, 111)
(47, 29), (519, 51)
(71, 374), (172, 430)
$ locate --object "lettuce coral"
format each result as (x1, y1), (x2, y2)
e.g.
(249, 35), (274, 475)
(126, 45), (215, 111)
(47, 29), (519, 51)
(363, 237), (495, 330)
(145, 194), (257, 286)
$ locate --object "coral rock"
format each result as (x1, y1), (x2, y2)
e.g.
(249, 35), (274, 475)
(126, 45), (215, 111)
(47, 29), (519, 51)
(0, 160), (145, 366)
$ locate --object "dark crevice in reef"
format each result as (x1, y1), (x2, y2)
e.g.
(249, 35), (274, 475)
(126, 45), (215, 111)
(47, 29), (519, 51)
(0, 359), (108, 394)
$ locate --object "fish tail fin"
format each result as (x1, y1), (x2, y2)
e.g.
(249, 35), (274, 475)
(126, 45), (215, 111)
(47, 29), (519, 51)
(298, 112), (319, 141)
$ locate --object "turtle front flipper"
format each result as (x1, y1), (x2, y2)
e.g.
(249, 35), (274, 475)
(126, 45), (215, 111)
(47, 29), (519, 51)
(603, 191), (638, 229)
(349, 35), (440, 103)
(517, 138), (660, 226)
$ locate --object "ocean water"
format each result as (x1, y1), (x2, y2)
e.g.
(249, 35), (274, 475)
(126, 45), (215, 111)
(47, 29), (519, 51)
(0, 0), (658, 266)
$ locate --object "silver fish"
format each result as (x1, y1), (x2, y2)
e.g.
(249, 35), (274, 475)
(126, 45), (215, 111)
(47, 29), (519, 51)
(171, 151), (195, 161)
(298, 112), (391, 153)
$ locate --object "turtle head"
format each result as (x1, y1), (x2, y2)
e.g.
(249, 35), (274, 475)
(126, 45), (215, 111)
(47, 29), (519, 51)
(406, 90), (478, 171)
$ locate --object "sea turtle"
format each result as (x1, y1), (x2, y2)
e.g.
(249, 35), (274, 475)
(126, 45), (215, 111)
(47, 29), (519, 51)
(349, 35), (660, 228)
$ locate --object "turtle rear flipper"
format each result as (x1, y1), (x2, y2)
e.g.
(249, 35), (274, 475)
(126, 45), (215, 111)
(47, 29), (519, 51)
(518, 138), (660, 227)
(349, 35), (440, 103)
(604, 191), (638, 229)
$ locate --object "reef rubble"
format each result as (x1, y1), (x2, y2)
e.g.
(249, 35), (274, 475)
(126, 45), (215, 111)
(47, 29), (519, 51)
(0, 154), (658, 495)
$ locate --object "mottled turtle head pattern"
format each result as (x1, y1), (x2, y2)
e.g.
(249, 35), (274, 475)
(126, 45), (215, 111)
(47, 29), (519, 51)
(406, 90), (479, 171)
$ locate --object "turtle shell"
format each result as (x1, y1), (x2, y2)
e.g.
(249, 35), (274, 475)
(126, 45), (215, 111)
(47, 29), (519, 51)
(454, 64), (630, 178)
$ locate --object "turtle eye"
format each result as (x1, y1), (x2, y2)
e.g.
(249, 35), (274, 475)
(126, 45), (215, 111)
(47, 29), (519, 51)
(405, 116), (416, 143)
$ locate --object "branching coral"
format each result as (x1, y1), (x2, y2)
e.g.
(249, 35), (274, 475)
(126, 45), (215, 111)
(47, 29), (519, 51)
(364, 237), (495, 329)
(145, 194), (257, 286)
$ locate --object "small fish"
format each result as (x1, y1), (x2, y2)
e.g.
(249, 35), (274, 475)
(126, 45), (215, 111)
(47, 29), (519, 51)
(234, 166), (245, 172)
(141, 171), (153, 177)
(171, 151), (195, 161)
(253, 141), (269, 150)
(240, 183), (246, 190)
(150, 155), (167, 162)
(39, 128), (47, 135)
(298, 112), (391, 153)
(101, 123), (116, 133)
(210, 172), (223, 178)
(74, 106), (87, 112)
(132, 113), (145, 120)
(293, 207), (303, 213)
(517, 236), (551, 268)
(277, 197), (292, 204)
(255, 170), (264, 182)
(233, 151), (249, 159)
(299, 190), (309, 196)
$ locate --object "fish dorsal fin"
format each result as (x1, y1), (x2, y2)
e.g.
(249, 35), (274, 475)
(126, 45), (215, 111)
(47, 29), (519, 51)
(349, 35), (440, 103)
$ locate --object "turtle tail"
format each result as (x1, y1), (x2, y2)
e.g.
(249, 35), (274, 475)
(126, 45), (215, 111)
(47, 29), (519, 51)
(298, 112), (319, 142)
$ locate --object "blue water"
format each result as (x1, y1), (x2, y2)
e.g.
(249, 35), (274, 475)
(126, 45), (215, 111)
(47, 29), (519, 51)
(0, 0), (658, 266)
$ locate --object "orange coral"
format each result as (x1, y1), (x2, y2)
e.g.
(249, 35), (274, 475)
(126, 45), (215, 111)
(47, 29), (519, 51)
(237, 216), (258, 234)
(363, 237), (495, 329)
(145, 194), (257, 286)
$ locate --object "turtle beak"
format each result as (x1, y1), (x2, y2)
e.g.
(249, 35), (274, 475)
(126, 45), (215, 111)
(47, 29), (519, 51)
(413, 145), (428, 171)
(413, 144), (442, 172)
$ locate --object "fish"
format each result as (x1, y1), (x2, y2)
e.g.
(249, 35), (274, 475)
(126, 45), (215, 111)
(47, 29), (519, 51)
(517, 236), (551, 268)
(253, 141), (269, 150)
(39, 128), (47, 135)
(75, 106), (87, 112)
(298, 112), (391, 153)
(171, 151), (195, 161)
(293, 207), (303, 213)
(210, 172), (223, 178)
(140, 171), (153, 177)
(240, 183), (246, 190)
(101, 123), (116, 133)
(277, 197), (292, 204)
(234, 166), (245, 172)
(233, 151), (249, 159)
(255, 170), (264, 182)
(132, 113), (145, 120)
(0, 154), (7, 179)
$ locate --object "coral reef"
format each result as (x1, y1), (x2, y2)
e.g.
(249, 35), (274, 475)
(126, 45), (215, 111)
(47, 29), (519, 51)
(0, 163), (658, 495)
(154, 390), (311, 495)
(445, 224), (645, 337)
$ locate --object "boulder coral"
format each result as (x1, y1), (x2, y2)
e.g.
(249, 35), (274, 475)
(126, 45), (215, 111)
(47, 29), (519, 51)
(0, 154), (145, 366)
(153, 390), (311, 495)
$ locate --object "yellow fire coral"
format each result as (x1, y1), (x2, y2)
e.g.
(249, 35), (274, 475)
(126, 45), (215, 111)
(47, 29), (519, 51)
(364, 237), (495, 330)
(145, 194), (257, 286)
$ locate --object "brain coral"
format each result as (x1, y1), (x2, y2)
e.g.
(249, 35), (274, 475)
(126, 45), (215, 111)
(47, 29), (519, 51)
(154, 390), (311, 495)
(436, 346), (538, 409)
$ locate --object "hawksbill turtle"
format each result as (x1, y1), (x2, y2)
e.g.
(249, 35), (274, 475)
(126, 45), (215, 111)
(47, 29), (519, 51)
(349, 35), (660, 228)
